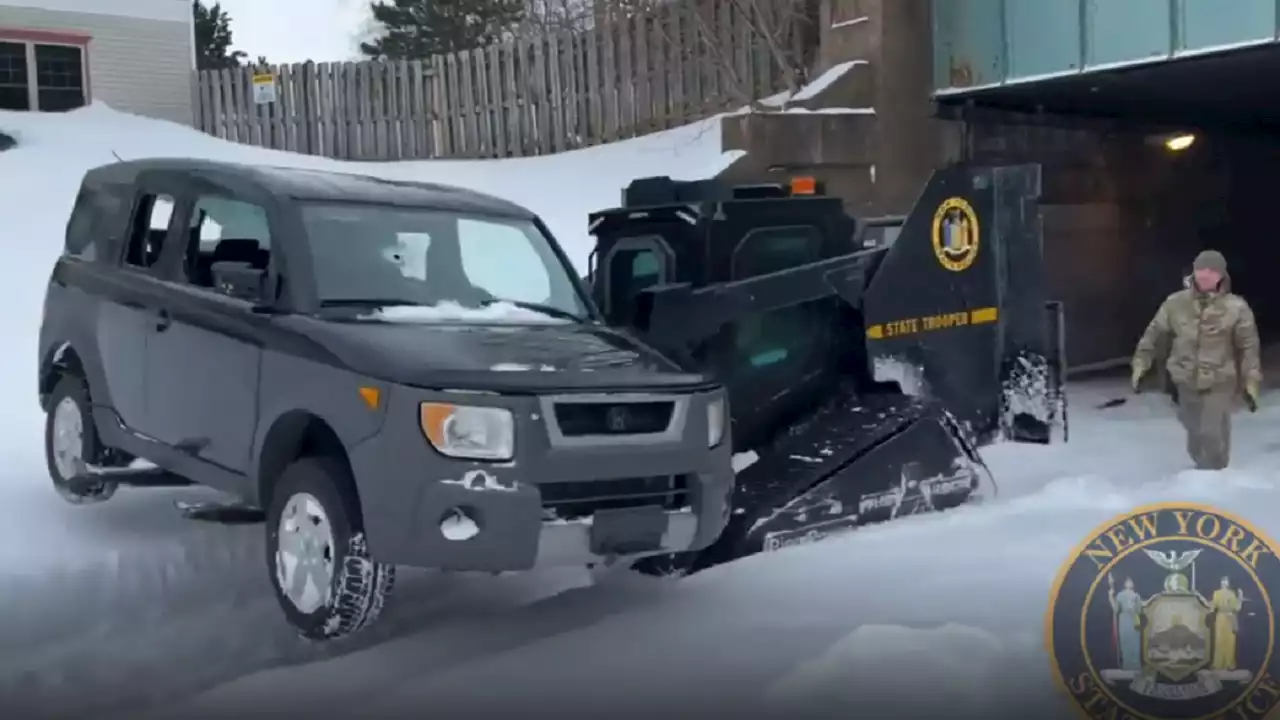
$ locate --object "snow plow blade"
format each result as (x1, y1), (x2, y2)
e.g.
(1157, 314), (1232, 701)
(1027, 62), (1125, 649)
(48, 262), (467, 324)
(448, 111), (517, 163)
(588, 163), (1062, 574)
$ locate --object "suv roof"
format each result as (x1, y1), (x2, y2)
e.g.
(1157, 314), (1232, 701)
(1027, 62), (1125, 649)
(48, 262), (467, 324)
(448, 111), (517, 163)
(84, 158), (534, 219)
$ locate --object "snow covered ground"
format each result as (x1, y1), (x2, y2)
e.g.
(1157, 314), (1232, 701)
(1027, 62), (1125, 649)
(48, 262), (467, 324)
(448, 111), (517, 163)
(141, 382), (1280, 719)
(4, 101), (1280, 718)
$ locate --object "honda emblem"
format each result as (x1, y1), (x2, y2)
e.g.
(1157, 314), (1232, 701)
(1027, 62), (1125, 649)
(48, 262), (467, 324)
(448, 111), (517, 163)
(606, 406), (630, 432)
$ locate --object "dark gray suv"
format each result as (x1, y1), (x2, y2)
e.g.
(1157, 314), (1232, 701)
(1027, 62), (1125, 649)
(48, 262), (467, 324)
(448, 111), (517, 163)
(37, 158), (735, 640)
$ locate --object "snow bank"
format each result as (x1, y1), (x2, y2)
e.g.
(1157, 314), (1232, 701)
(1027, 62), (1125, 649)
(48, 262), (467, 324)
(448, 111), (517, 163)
(0, 102), (741, 274)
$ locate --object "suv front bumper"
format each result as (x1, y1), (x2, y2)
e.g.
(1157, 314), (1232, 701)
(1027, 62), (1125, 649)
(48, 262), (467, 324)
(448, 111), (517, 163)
(349, 387), (734, 572)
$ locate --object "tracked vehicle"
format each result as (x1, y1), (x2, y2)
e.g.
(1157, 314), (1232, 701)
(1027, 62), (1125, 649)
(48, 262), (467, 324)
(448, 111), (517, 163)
(587, 163), (1068, 573)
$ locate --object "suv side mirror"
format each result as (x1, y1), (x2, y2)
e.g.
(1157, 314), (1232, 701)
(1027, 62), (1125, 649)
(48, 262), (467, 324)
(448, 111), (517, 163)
(212, 261), (268, 304)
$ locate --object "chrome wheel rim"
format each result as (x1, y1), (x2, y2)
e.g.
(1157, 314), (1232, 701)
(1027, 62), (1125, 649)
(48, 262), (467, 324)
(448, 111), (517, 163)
(275, 492), (336, 614)
(51, 396), (84, 480)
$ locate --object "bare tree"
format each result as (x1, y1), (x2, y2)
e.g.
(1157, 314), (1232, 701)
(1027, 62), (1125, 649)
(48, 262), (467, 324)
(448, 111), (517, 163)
(519, 0), (596, 35)
(613, 0), (818, 110)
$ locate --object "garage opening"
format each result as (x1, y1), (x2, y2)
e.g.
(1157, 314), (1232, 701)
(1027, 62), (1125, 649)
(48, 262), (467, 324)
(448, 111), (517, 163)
(937, 44), (1280, 372)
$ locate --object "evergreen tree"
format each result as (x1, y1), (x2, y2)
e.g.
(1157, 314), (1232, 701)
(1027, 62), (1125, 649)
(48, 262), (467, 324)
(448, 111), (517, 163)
(193, 0), (247, 70)
(360, 0), (527, 59)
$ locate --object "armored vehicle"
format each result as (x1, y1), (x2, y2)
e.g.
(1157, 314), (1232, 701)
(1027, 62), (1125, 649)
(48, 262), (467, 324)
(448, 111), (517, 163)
(586, 164), (1067, 573)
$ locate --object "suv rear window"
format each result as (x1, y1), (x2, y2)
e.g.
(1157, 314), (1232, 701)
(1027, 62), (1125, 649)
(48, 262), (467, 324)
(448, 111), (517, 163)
(65, 183), (124, 260)
(64, 189), (99, 259)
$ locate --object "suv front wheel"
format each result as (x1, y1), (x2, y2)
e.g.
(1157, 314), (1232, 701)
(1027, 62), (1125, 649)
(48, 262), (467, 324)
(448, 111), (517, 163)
(44, 376), (118, 504)
(265, 456), (396, 640)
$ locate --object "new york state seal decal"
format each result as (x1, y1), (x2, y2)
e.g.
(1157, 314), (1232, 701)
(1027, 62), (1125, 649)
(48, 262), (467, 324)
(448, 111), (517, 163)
(1047, 502), (1280, 720)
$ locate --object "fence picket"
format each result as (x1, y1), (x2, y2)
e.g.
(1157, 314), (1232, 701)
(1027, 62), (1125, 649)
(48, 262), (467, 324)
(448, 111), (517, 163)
(192, 0), (804, 160)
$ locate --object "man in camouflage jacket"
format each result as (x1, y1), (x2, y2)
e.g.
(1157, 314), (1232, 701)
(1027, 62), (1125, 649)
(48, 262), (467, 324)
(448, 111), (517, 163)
(1131, 250), (1262, 470)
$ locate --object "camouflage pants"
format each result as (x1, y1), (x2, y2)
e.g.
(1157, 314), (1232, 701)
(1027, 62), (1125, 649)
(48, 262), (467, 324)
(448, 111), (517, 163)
(1174, 385), (1234, 470)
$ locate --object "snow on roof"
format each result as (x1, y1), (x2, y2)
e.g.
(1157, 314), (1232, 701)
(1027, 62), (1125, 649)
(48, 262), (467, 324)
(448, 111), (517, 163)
(791, 60), (868, 103)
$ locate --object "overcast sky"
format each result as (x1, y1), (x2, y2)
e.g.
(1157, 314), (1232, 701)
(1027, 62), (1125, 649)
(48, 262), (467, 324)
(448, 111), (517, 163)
(217, 0), (373, 64)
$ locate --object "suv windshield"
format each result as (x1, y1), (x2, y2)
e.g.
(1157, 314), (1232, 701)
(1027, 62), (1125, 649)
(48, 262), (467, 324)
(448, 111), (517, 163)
(300, 203), (589, 322)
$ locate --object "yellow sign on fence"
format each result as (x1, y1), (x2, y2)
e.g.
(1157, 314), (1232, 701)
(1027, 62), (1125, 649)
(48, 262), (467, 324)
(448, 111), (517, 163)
(251, 73), (276, 105)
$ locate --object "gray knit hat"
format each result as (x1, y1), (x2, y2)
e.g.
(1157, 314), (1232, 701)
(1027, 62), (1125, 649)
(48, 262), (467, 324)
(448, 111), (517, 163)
(1193, 250), (1227, 273)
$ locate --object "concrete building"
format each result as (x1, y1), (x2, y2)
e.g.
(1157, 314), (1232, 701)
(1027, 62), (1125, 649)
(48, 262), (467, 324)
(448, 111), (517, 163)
(0, 0), (194, 123)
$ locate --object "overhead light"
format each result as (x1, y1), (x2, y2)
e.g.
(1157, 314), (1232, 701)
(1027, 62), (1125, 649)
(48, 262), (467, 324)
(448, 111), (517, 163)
(1165, 133), (1195, 151)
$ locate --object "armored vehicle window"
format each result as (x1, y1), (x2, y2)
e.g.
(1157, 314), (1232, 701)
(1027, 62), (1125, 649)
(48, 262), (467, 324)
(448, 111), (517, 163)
(605, 243), (665, 321)
(124, 194), (174, 269)
(301, 203), (586, 320)
(182, 196), (272, 288)
(729, 226), (825, 372)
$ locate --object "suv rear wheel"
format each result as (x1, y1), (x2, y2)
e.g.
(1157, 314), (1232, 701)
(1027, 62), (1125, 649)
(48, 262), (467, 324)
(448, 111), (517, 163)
(44, 376), (117, 504)
(265, 456), (396, 640)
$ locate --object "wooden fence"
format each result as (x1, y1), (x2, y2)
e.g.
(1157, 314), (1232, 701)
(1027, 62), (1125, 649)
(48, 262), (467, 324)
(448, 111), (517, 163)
(194, 0), (807, 160)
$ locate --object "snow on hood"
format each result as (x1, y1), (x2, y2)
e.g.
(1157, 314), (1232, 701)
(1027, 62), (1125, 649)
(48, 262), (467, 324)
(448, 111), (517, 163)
(359, 301), (570, 324)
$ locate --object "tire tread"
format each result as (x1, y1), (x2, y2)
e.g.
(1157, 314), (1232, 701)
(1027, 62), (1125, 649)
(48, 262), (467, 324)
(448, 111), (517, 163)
(267, 456), (396, 641)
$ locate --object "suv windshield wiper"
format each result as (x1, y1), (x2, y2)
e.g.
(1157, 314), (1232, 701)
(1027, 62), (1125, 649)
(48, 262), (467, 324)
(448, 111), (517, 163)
(481, 298), (587, 323)
(319, 299), (422, 308)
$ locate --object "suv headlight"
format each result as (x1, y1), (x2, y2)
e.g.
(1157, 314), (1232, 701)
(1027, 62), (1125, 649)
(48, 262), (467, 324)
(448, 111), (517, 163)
(420, 402), (514, 461)
(707, 395), (726, 448)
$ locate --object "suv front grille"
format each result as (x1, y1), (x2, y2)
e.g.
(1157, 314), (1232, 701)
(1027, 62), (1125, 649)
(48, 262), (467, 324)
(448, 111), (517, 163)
(540, 475), (691, 521)
(552, 401), (674, 436)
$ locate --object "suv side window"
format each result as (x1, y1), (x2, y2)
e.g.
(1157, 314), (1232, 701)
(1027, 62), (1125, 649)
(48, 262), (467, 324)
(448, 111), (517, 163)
(124, 193), (175, 269)
(181, 196), (272, 290)
(65, 186), (119, 261)
(65, 191), (98, 260)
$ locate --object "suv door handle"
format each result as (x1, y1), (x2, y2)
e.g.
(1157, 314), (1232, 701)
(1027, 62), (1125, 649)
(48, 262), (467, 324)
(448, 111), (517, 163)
(155, 310), (172, 332)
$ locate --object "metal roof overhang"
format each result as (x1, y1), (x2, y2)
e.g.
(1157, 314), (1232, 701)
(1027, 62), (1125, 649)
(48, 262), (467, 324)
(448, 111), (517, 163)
(932, 43), (1280, 135)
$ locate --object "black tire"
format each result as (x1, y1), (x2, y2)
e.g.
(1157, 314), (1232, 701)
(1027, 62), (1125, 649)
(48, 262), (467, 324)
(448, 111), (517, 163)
(628, 551), (697, 579)
(44, 375), (117, 505)
(265, 456), (396, 641)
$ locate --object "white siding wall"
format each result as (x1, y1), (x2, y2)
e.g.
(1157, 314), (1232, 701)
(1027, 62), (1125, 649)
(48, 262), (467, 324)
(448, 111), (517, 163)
(0, 4), (193, 124)
(2, 0), (189, 23)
